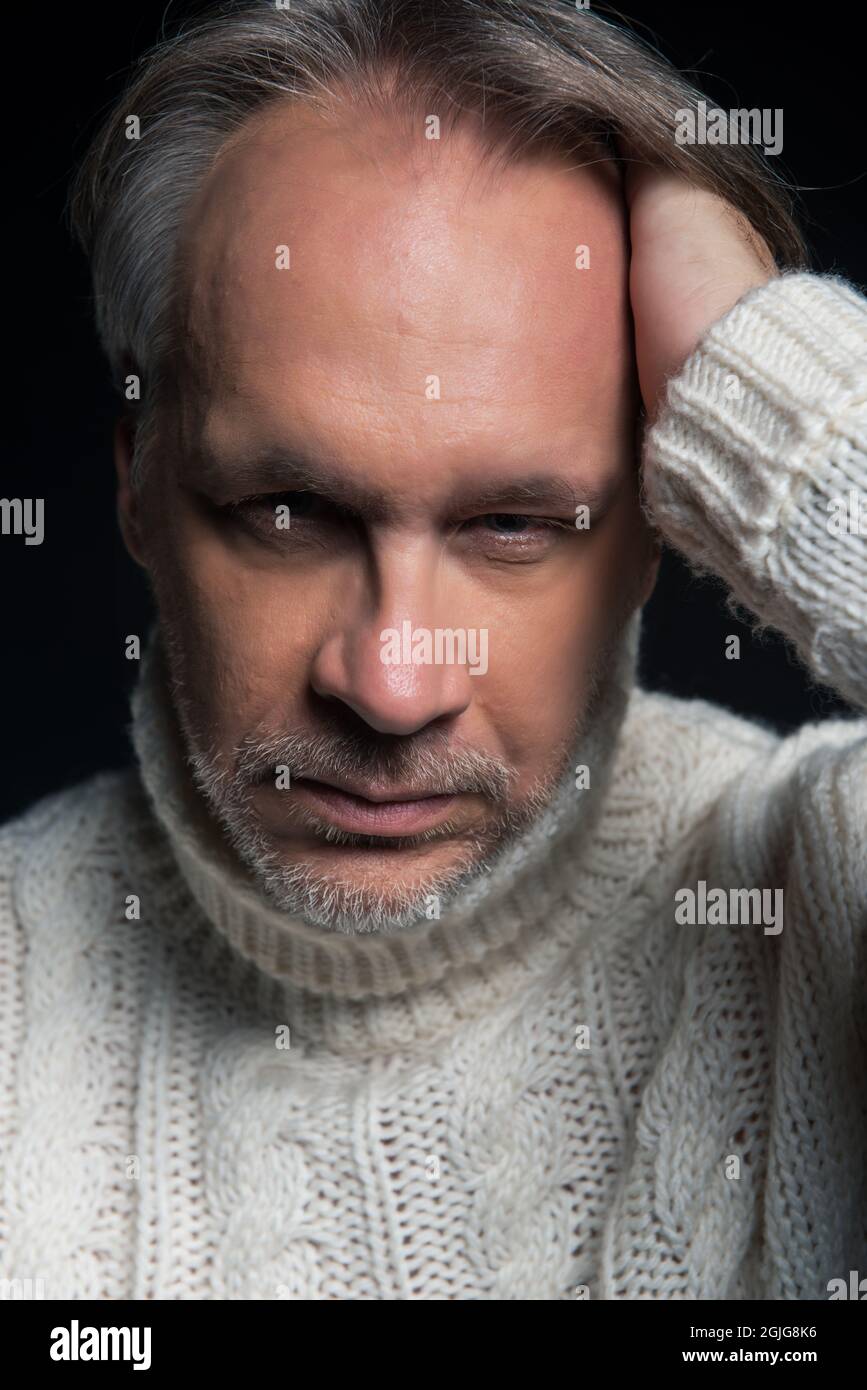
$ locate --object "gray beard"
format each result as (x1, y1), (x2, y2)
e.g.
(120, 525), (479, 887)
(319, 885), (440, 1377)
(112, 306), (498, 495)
(161, 613), (639, 936)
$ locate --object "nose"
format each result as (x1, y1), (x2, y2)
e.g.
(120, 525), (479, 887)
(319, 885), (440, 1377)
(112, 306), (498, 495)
(309, 553), (477, 736)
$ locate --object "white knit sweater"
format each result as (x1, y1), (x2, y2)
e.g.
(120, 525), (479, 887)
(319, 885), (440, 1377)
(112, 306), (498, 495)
(1, 272), (865, 1300)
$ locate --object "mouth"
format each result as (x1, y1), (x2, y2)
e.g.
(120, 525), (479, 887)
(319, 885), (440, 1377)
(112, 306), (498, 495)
(288, 776), (459, 835)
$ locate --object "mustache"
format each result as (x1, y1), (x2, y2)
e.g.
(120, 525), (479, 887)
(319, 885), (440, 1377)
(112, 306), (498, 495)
(232, 726), (516, 801)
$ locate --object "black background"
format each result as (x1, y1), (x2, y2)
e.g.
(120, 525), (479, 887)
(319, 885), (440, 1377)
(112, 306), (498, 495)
(3, 1), (863, 821)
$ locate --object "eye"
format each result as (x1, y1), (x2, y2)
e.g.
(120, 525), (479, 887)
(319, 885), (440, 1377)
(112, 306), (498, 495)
(215, 489), (337, 539)
(481, 513), (536, 533)
(460, 512), (575, 554)
(232, 490), (323, 518)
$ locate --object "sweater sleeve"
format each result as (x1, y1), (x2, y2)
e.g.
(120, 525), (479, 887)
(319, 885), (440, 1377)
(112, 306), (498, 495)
(642, 271), (867, 711)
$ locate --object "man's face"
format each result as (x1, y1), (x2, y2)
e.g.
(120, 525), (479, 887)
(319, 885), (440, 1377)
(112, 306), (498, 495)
(119, 100), (657, 931)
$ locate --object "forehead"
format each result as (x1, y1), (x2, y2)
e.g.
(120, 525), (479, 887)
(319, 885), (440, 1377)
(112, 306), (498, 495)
(173, 99), (633, 476)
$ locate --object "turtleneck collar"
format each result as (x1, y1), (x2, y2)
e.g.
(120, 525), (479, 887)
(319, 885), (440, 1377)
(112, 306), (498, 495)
(129, 620), (640, 1004)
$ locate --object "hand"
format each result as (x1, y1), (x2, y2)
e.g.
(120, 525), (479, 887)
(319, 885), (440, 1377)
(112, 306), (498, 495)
(623, 164), (779, 421)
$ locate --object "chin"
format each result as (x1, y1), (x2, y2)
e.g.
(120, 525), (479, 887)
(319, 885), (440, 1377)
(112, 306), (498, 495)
(250, 832), (492, 935)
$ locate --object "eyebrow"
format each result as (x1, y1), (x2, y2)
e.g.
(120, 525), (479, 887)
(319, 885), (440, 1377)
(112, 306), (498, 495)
(450, 474), (614, 515)
(190, 445), (616, 520)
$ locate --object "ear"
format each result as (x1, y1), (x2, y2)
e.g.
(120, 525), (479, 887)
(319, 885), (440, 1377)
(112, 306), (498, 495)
(113, 415), (147, 568)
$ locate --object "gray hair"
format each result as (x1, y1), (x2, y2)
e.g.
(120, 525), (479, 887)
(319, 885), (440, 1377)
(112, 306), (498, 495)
(68, 0), (807, 477)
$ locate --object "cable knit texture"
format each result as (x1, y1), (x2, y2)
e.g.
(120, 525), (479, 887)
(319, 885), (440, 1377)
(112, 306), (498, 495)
(1, 272), (865, 1300)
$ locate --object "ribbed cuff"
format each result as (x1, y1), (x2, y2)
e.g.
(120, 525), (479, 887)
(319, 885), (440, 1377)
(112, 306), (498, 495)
(642, 271), (867, 706)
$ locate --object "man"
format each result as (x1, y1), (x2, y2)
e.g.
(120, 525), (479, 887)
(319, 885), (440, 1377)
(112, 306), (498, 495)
(1, 0), (864, 1300)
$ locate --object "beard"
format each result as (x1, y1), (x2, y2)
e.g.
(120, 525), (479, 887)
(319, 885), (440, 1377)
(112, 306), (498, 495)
(158, 615), (638, 936)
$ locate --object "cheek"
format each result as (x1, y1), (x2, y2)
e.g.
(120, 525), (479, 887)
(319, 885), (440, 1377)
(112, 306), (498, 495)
(476, 594), (596, 772)
(474, 508), (648, 768)
(148, 515), (318, 742)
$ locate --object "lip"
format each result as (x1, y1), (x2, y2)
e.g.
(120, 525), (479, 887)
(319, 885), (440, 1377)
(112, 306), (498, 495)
(289, 777), (458, 835)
